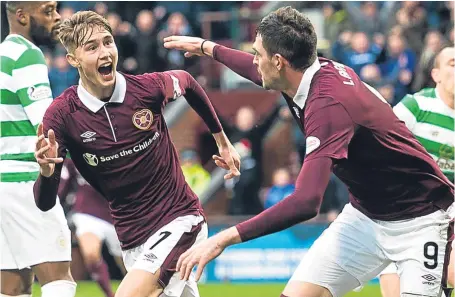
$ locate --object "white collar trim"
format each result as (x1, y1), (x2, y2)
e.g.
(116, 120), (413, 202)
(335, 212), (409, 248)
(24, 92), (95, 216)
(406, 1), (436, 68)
(77, 72), (127, 113)
(293, 58), (321, 109)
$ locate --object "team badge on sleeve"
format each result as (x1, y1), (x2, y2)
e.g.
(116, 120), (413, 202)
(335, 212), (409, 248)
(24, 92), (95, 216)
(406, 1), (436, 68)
(27, 85), (52, 101)
(306, 136), (321, 155)
(133, 109), (153, 130)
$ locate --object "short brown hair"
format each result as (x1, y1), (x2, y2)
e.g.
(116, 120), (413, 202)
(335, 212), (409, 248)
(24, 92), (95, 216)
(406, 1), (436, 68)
(58, 11), (112, 53)
(256, 6), (317, 71)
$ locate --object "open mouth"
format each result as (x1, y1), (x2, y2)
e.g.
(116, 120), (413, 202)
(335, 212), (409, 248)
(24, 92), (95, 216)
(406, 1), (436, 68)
(98, 63), (114, 80)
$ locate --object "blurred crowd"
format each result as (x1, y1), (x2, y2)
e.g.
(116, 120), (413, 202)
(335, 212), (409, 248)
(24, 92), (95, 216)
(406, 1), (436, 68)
(1, 1), (453, 220)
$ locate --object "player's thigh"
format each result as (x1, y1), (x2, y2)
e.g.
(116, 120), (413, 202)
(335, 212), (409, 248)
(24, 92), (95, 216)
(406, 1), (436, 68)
(283, 281), (333, 297)
(397, 216), (453, 296)
(122, 215), (206, 297)
(448, 248), (454, 287)
(32, 261), (73, 286)
(0, 269), (34, 295)
(115, 268), (163, 297)
(290, 204), (390, 297)
(77, 232), (103, 262)
(1, 182), (71, 270)
(379, 273), (400, 297)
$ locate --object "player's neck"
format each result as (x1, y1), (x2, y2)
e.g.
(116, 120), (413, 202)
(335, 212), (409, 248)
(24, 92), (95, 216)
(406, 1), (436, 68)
(80, 75), (116, 101)
(9, 29), (32, 44)
(436, 85), (454, 110)
(282, 69), (304, 98)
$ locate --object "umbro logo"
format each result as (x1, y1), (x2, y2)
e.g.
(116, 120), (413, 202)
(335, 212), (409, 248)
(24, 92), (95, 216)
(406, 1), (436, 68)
(144, 253), (157, 262)
(421, 274), (436, 282)
(80, 131), (96, 143)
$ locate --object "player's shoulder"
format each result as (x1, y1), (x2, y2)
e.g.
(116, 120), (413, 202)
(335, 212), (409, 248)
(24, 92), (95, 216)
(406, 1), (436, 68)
(0, 35), (43, 61)
(45, 86), (78, 118)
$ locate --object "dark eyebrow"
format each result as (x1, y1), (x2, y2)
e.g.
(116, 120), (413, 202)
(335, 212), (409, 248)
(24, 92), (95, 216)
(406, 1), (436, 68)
(83, 40), (97, 46)
(252, 47), (258, 54)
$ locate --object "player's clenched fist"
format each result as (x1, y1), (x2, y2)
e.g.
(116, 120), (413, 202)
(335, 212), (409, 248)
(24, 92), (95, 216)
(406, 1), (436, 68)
(35, 123), (63, 177)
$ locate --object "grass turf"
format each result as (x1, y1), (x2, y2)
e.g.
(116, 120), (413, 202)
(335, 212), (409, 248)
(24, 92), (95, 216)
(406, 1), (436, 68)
(32, 281), (382, 297)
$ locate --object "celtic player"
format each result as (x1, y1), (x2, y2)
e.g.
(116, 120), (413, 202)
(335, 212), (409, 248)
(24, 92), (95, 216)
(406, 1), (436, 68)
(0, 2), (76, 297)
(380, 46), (455, 297)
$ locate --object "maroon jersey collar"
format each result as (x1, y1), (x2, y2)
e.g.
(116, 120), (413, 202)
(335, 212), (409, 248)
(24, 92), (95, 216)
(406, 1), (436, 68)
(293, 58), (321, 109)
(77, 72), (127, 113)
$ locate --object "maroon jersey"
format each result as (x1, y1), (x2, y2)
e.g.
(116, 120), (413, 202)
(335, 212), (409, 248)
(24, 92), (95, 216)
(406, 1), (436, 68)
(35, 71), (222, 249)
(60, 159), (113, 224)
(213, 46), (454, 222)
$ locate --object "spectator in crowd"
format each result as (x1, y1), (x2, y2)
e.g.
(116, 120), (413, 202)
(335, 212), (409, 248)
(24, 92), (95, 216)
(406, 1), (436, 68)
(378, 33), (416, 105)
(106, 12), (137, 73)
(392, 1), (428, 56)
(332, 31), (383, 74)
(180, 149), (211, 197)
(264, 168), (295, 209)
(157, 12), (196, 72)
(223, 105), (284, 215)
(412, 30), (446, 91)
(134, 10), (163, 74)
(48, 50), (79, 97)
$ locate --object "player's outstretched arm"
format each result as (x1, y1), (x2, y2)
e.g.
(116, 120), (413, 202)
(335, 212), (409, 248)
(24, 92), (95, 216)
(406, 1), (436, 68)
(177, 157), (333, 281)
(163, 36), (263, 86)
(164, 70), (241, 178)
(33, 122), (65, 211)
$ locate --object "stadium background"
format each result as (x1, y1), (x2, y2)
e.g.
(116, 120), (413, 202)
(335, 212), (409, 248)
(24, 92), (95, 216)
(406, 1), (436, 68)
(1, 1), (454, 296)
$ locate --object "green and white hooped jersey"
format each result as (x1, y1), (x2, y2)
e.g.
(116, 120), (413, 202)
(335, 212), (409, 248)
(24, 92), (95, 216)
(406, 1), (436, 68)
(0, 34), (53, 182)
(394, 88), (454, 182)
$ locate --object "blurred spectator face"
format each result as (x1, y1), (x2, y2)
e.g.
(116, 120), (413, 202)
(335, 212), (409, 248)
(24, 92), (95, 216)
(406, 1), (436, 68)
(94, 2), (108, 16)
(425, 31), (444, 53)
(361, 2), (377, 18)
(60, 7), (74, 20)
(136, 10), (156, 33)
(322, 4), (334, 19)
(388, 34), (406, 56)
(432, 47), (455, 97)
(54, 55), (69, 71)
(235, 106), (256, 131)
(272, 168), (291, 187)
(351, 32), (370, 53)
(402, 1), (419, 11)
(449, 28), (454, 44)
(168, 13), (188, 35)
(360, 64), (381, 84)
(378, 85), (395, 104)
(106, 13), (121, 33)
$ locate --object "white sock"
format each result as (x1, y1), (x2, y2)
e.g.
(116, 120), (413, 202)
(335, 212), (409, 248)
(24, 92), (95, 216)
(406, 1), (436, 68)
(0, 294), (31, 297)
(41, 280), (77, 297)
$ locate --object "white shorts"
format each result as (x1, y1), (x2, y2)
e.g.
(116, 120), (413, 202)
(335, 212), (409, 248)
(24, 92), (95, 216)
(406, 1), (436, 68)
(290, 203), (454, 297)
(122, 215), (207, 297)
(71, 213), (122, 257)
(0, 181), (71, 270)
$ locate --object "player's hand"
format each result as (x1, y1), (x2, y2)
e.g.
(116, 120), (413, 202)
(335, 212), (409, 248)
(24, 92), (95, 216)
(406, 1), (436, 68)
(177, 235), (225, 281)
(35, 123), (63, 177)
(163, 36), (217, 58)
(213, 143), (241, 180)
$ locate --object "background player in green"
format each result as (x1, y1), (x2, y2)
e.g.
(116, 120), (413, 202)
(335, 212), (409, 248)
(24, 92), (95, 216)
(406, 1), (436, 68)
(0, 2), (76, 297)
(380, 46), (455, 297)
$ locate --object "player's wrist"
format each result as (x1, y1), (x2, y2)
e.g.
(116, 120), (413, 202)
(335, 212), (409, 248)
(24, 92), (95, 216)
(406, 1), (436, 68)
(218, 226), (242, 247)
(201, 40), (216, 58)
(212, 130), (229, 148)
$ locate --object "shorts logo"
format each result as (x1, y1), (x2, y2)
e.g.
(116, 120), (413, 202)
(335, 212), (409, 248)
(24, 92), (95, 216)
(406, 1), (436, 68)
(306, 136), (321, 155)
(133, 109), (153, 130)
(421, 274), (437, 285)
(144, 253), (157, 262)
(83, 153), (99, 166)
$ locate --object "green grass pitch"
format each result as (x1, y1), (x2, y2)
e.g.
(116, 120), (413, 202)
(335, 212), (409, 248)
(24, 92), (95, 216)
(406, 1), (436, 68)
(32, 281), (382, 297)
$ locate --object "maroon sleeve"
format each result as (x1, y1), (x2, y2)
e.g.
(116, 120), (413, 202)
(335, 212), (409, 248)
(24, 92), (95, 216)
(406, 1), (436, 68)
(236, 157), (333, 242)
(212, 45), (263, 86)
(155, 70), (223, 133)
(34, 109), (68, 211)
(303, 98), (355, 162)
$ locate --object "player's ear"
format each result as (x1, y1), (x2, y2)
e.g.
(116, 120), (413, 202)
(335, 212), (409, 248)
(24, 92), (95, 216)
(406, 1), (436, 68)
(66, 53), (80, 69)
(15, 8), (28, 26)
(273, 54), (284, 71)
(431, 68), (441, 84)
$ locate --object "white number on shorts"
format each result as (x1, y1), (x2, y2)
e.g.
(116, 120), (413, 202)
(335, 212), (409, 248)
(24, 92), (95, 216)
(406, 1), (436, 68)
(423, 242), (438, 269)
